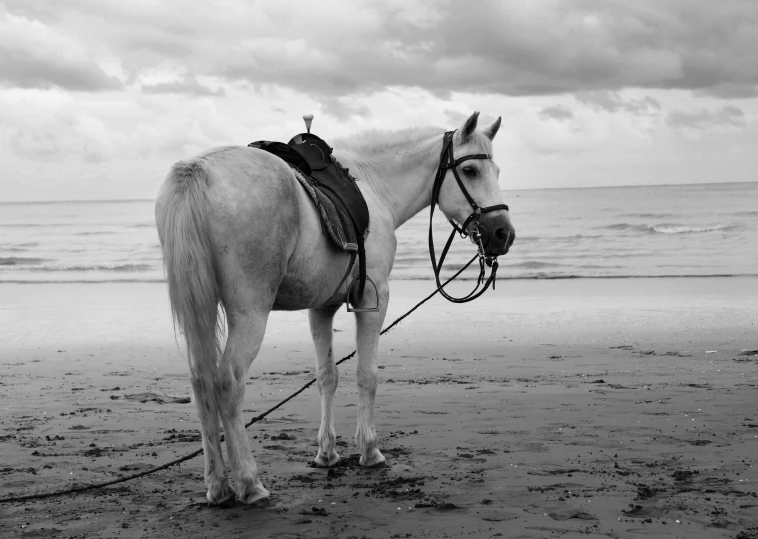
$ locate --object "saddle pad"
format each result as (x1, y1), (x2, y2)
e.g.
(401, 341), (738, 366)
(293, 170), (358, 252)
(288, 134), (370, 237)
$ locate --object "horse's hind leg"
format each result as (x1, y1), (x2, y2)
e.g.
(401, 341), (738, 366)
(188, 348), (233, 504)
(214, 310), (271, 505)
(354, 281), (390, 467)
(309, 306), (341, 467)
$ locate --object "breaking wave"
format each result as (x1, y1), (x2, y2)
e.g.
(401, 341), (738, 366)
(604, 223), (738, 235)
(0, 257), (50, 266)
(648, 224), (738, 234)
(0, 262), (152, 272)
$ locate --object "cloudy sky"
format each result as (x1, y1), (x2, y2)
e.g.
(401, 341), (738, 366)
(1, 0), (756, 202)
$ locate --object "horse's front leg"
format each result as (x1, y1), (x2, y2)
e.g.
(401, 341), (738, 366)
(214, 311), (271, 505)
(354, 280), (390, 467)
(309, 306), (341, 467)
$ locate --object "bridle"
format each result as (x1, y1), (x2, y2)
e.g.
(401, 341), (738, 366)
(429, 130), (510, 303)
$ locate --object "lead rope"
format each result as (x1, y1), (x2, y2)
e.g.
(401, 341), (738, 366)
(0, 256), (480, 505)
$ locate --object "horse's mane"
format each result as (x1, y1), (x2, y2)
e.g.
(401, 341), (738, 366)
(332, 125), (493, 159)
(331, 125), (495, 200)
(331, 126), (443, 157)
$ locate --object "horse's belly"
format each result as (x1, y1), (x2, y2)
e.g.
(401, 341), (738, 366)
(273, 249), (351, 310)
(272, 193), (353, 311)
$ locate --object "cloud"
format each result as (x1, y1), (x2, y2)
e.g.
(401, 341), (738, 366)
(575, 91), (661, 115)
(696, 83), (758, 99)
(142, 77), (226, 97)
(666, 105), (746, 128)
(221, 0), (758, 99)
(319, 95), (371, 120)
(539, 105), (574, 121)
(3, 0), (757, 100)
(0, 90), (125, 163)
(1, 0), (757, 201)
(0, 49), (121, 91)
(444, 109), (472, 126)
(0, 6), (121, 91)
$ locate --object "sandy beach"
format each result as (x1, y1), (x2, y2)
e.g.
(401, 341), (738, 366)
(1, 277), (756, 538)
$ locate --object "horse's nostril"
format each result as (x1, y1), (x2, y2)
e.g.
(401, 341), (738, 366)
(495, 227), (508, 242)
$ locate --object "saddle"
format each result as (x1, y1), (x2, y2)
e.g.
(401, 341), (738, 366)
(248, 117), (377, 312)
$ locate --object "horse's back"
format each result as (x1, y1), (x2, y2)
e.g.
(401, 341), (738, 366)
(158, 146), (299, 220)
(193, 146), (300, 208)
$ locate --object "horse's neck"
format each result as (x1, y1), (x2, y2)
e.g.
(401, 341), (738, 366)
(335, 134), (441, 230)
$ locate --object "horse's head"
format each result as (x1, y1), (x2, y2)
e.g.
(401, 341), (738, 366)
(436, 112), (515, 257)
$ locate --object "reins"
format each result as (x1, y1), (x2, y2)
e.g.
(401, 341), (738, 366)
(428, 131), (509, 303)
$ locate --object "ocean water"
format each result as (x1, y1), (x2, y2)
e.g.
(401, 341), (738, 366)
(1, 182), (755, 283)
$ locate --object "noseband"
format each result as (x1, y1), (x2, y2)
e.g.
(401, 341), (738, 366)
(429, 130), (510, 303)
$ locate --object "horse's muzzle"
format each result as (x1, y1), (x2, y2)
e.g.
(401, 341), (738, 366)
(477, 214), (515, 256)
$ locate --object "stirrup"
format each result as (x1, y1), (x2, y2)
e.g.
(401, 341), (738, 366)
(346, 274), (380, 312)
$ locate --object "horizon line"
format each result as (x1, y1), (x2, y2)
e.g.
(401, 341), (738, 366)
(0, 179), (755, 205)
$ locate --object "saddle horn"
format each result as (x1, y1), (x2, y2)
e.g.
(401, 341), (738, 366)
(303, 113), (314, 134)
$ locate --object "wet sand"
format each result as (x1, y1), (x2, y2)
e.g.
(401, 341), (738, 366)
(1, 278), (757, 538)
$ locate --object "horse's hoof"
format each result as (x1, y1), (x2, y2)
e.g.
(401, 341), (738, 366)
(359, 448), (386, 468)
(237, 482), (271, 506)
(312, 450), (341, 468)
(206, 478), (234, 506)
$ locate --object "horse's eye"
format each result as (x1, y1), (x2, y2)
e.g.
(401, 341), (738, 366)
(462, 167), (477, 177)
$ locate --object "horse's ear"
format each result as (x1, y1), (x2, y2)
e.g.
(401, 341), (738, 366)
(459, 111), (480, 141)
(483, 116), (501, 140)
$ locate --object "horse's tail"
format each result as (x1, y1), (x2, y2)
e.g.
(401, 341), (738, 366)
(156, 158), (223, 367)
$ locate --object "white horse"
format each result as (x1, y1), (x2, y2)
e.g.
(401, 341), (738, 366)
(154, 111), (515, 505)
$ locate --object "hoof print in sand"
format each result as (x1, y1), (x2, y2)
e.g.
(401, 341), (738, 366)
(270, 432), (296, 441)
(300, 506), (327, 516)
(527, 467), (582, 476)
(622, 504), (665, 518)
(125, 392), (191, 404)
(414, 497), (459, 510)
(480, 510), (518, 522)
(548, 508), (597, 521)
(671, 469), (699, 482)
(118, 463), (156, 472)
